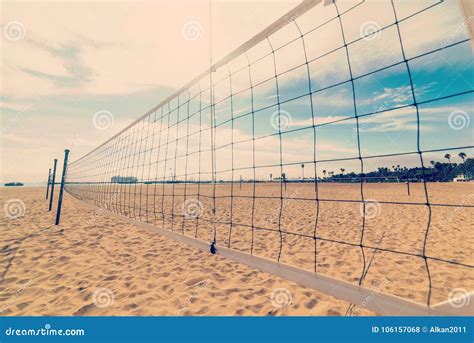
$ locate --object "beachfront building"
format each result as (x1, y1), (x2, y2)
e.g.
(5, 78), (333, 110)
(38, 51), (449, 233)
(111, 176), (138, 183)
(453, 173), (470, 182)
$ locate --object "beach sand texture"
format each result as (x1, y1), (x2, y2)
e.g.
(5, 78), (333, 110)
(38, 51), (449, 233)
(1, 183), (472, 316)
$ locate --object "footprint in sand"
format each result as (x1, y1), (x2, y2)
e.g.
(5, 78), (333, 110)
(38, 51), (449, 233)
(327, 309), (341, 316)
(184, 276), (207, 287)
(73, 303), (96, 316)
(16, 301), (32, 310)
(305, 299), (318, 309)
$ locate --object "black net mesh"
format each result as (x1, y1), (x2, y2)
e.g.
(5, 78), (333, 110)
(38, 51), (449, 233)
(65, 0), (473, 311)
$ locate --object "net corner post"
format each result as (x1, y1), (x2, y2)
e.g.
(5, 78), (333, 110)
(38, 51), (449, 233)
(45, 168), (51, 200)
(48, 159), (58, 212)
(55, 149), (70, 228)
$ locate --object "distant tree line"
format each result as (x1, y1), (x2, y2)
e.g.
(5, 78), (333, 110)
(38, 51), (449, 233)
(111, 153), (472, 184)
(319, 152), (472, 183)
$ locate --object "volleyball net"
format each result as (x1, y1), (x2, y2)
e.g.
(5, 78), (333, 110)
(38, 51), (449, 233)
(65, 0), (474, 315)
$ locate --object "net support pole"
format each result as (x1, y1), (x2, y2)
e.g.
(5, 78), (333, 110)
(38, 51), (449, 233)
(45, 168), (51, 200)
(48, 159), (58, 212)
(55, 149), (70, 226)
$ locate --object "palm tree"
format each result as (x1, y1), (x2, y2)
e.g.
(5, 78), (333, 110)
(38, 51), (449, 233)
(323, 170), (327, 178)
(340, 168), (345, 175)
(458, 152), (467, 162)
(269, 173), (273, 181)
(430, 160), (435, 167)
(301, 164), (305, 180)
(444, 153), (451, 163)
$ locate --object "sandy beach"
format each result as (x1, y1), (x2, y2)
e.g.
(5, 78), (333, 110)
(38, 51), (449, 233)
(1, 183), (472, 316)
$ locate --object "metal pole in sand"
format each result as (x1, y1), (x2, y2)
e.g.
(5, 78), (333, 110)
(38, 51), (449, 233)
(406, 180), (410, 196)
(45, 168), (51, 200)
(55, 149), (70, 226)
(48, 159), (58, 211)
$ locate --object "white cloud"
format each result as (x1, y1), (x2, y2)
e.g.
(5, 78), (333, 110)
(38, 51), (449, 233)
(0, 99), (35, 112)
(292, 116), (350, 127)
(1, 0), (298, 98)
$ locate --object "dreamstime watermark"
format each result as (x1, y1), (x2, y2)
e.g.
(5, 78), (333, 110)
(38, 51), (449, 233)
(270, 288), (293, 309)
(360, 21), (381, 41)
(1, 95), (41, 135)
(3, 199), (26, 219)
(444, 15), (474, 47)
(182, 21), (203, 41)
(264, 189), (300, 225)
(176, 280), (209, 314)
(3, 21), (26, 41)
(359, 199), (381, 219)
(349, 278), (390, 316)
(353, 100), (392, 139)
(92, 110), (115, 130)
(1, 115), (22, 135)
(92, 287), (114, 308)
(0, 279), (33, 313)
(1, 111), (26, 135)
(448, 110), (470, 131)
(438, 193), (474, 229)
(182, 199), (203, 219)
(448, 288), (470, 308)
(5, 323), (85, 337)
(84, 192), (121, 226)
(270, 110), (292, 131)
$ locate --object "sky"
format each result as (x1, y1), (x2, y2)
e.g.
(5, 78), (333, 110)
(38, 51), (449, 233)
(1, 0), (302, 182)
(1, 0), (473, 183)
